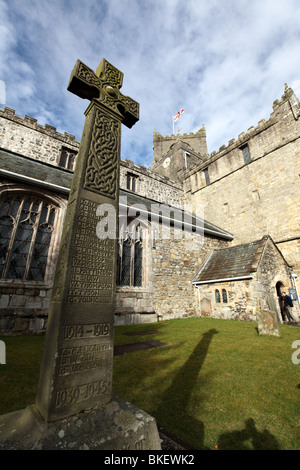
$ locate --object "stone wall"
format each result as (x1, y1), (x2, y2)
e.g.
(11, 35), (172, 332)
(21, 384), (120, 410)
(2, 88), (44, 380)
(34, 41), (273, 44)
(152, 126), (208, 163)
(185, 86), (300, 294)
(255, 238), (300, 321)
(198, 280), (256, 321)
(151, 231), (228, 321)
(0, 107), (79, 166)
(197, 238), (299, 323)
(120, 159), (183, 208)
(114, 227), (229, 324)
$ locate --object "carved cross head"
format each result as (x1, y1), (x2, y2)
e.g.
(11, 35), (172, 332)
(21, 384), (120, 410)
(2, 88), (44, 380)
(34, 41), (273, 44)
(67, 58), (139, 128)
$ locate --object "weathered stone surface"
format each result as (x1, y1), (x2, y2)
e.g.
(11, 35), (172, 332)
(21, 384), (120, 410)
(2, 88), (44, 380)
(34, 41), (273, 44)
(0, 58), (161, 450)
(0, 395), (161, 450)
(36, 130), (114, 418)
(185, 84), (300, 299)
(256, 309), (280, 337)
(194, 237), (298, 323)
(35, 58), (140, 423)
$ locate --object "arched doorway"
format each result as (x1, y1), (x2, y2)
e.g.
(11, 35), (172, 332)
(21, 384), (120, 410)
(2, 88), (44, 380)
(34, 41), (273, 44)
(276, 282), (285, 321)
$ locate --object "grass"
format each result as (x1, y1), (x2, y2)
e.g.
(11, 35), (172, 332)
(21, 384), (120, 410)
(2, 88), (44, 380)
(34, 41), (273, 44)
(1, 317), (300, 450)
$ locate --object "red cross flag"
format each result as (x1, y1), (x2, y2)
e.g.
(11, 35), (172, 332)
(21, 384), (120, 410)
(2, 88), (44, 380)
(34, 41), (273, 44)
(173, 108), (184, 121)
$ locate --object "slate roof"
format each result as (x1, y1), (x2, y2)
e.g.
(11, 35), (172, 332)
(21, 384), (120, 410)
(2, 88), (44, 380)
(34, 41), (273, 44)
(120, 188), (233, 240)
(193, 237), (271, 284)
(0, 148), (73, 191)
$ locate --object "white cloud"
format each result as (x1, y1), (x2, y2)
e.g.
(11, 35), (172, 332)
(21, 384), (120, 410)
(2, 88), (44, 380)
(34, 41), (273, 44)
(0, 0), (299, 166)
(291, 80), (300, 97)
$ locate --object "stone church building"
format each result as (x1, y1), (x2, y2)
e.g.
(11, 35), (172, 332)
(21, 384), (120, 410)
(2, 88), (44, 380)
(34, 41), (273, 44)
(0, 84), (299, 334)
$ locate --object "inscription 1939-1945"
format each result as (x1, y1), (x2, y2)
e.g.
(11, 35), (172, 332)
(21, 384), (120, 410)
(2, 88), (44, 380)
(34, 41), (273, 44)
(55, 378), (110, 408)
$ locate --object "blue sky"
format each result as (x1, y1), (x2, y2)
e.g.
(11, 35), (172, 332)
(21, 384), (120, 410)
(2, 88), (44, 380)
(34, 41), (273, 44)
(1, 0), (300, 167)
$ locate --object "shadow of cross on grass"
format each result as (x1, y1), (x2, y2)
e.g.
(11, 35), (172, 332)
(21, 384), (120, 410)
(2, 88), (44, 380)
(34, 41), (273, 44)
(155, 328), (218, 450)
(217, 417), (280, 450)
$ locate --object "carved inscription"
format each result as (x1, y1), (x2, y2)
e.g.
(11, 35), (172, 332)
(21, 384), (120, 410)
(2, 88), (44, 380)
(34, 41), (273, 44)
(55, 378), (110, 408)
(67, 198), (115, 303)
(64, 323), (110, 340)
(58, 343), (111, 376)
(84, 111), (119, 198)
(123, 438), (146, 450)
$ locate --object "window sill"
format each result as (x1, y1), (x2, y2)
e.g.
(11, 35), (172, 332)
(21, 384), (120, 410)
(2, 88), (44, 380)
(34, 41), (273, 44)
(0, 279), (53, 290)
(116, 285), (149, 293)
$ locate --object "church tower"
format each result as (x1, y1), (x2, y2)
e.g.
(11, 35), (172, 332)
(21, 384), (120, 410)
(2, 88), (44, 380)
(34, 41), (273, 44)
(151, 126), (209, 182)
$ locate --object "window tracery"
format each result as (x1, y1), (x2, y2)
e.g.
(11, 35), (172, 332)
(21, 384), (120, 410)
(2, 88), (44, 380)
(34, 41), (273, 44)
(0, 194), (57, 281)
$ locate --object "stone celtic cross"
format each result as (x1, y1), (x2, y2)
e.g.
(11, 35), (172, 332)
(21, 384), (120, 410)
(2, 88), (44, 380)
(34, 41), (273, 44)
(35, 59), (139, 422)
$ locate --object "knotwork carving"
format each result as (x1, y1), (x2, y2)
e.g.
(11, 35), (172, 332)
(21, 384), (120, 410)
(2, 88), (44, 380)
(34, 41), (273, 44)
(102, 62), (123, 89)
(84, 110), (119, 198)
(78, 62), (101, 88)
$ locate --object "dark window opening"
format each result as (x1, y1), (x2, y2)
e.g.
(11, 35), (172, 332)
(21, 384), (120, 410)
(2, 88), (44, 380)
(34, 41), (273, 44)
(59, 148), (77, 171)
(204, 168), (210, 185)
(126, 173), (138, 192)
(241, 144), (251, 164)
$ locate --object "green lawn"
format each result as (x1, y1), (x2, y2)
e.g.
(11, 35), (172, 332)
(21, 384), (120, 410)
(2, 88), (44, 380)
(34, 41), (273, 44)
(1, 317), (300, 450)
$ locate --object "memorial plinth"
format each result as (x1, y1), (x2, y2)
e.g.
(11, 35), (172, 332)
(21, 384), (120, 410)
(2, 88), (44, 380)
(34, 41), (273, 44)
(0, 58), (161, 450)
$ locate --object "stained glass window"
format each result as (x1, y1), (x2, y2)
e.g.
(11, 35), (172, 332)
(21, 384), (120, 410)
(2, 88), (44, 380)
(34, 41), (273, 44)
(215, 289), (221, 303)
(0, 195), (57, 281)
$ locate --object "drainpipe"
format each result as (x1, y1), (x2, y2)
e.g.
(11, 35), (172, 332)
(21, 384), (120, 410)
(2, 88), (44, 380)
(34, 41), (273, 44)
(196, 285), (201, 317)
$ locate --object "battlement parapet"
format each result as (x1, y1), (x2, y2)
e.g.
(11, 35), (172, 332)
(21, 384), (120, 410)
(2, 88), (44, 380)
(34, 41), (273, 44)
(209, 115), (275, 158)
(153, 126), (206, 141)
(0, 107), (79, 148)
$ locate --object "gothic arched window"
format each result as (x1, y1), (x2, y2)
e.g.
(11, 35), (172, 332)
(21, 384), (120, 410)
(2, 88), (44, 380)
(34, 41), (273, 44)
(0, 194), (57, 281)
(117, 224), (143, 287)
(222, 289), (228, 303)
(215, 289), (221, 303)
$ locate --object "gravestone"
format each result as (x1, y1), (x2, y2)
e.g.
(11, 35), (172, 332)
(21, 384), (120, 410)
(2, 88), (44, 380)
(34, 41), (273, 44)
(256, 309), (280, 337)
(0, 58), (161, 450)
